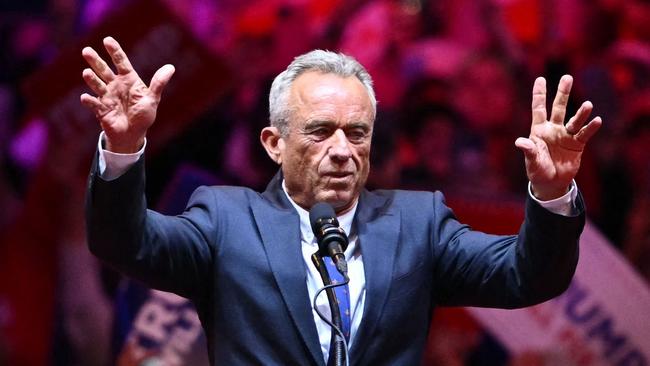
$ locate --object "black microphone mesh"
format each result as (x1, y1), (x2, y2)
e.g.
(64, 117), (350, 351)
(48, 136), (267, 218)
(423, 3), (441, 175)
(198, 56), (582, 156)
(309, 202), (336, 233)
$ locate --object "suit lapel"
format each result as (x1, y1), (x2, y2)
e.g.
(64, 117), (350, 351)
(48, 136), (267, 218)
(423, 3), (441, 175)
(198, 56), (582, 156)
(350, 190), (401, 364)
(252, 172), (324, 366)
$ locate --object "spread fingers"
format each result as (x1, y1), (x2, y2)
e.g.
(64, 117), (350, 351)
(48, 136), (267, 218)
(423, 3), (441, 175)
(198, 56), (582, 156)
(574, 117), (602, 145)
(103, 36), (134, 75)
(565, 101), (593, 135)
(82, 68), (107, 96)
(80, 93), (109, 118)
(81, 47), (116, 82)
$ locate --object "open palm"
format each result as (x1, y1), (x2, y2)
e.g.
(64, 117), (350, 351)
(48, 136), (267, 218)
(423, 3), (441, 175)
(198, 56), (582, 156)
(80, 37), (175, 153)
(515, 76), (602, 201)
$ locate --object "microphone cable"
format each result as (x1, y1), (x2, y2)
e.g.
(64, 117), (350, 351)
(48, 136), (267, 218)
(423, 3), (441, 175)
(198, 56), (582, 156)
(309, 202), (351, 365)
(313, 277), (350, 366)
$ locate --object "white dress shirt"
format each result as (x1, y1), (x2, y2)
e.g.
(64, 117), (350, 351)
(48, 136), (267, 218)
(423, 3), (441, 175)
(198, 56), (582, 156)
(96, 132), (578, 363)
(281, 182), (365, 363)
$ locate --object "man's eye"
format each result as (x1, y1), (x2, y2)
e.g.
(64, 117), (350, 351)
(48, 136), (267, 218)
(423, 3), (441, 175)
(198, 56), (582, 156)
(347, 130), (367, 142)
(310, 128), (330, 137)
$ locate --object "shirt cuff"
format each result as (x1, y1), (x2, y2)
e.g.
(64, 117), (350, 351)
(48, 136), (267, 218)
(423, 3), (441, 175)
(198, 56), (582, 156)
(97, 131), (146, 181)
(528, 180), (578, 216)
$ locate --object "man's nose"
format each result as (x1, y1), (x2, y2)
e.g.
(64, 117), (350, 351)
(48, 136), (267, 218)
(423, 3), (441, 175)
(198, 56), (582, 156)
(328, 129), (352, 162)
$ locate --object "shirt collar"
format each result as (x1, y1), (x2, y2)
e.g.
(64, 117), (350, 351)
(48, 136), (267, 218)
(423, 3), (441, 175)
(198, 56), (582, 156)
(282, 180), (357, 244)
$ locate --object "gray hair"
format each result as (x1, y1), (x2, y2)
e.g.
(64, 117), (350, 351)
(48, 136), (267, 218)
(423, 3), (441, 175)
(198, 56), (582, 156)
(269, 50), (377, 136)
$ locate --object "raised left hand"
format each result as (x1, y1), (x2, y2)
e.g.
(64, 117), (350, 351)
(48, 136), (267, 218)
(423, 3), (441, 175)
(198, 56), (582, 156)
(515, 75), (602, 201)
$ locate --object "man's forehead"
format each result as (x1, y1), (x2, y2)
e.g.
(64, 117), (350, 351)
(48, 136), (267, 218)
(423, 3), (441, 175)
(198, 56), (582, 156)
(290, 71), (372, 106)
(292, 71), (361, 90)
(281, 71), (376, 132)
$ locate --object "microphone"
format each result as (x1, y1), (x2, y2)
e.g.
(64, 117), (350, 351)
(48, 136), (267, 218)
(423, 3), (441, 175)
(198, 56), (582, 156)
(309, 202), (349, 278)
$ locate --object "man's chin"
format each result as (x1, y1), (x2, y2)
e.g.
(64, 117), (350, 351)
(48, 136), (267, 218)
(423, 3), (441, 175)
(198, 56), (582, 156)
(317, 190), (357, 213)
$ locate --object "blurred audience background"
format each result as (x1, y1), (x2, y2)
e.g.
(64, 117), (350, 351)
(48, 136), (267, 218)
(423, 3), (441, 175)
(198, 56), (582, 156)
(0, 0), (648, 365)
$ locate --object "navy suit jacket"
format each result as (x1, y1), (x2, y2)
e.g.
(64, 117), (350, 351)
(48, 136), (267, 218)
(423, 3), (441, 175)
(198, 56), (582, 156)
(86, 155), (585, 365)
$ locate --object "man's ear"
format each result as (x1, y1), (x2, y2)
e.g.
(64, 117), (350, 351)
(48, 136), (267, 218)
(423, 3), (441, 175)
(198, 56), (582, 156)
(260, 126), (284, 165)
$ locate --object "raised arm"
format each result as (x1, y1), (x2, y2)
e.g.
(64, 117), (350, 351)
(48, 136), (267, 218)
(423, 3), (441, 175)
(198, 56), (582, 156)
(80, 36), (175, 153)
(434, 76), (599, 307)
(81, 37), (215, 299)
(515, 75), (602, 200)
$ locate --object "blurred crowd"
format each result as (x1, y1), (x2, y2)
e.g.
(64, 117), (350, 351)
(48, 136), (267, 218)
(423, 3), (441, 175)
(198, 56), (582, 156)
(0, 0), (649, 365)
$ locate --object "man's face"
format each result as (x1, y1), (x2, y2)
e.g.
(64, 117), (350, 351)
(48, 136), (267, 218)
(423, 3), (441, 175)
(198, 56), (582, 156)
(279, 71), (374, 213)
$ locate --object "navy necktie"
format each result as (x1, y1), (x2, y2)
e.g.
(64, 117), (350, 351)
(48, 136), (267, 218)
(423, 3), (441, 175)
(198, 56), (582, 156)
(324, 256), (351, 341)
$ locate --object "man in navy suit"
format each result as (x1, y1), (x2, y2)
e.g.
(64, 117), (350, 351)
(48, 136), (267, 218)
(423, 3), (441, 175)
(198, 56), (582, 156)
(82, 37), (601, 365)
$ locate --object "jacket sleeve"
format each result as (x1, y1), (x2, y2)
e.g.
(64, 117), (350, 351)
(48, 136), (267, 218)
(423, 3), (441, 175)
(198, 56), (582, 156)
(85, 151), (215, 299)
(431, 191), (585, 308)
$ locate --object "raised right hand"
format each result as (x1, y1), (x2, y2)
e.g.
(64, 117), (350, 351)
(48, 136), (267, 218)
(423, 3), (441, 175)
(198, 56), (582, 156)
(80, 36), (175, 153)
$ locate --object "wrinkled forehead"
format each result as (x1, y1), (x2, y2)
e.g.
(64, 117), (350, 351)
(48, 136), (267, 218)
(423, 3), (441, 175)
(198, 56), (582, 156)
(287, 71), (375, 118)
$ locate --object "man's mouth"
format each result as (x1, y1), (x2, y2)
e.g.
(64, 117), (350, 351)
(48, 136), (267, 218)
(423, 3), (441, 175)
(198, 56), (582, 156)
(323, 172), (353, 178)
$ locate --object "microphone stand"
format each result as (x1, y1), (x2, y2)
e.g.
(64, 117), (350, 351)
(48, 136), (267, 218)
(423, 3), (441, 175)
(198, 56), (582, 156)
(311, 253), (347, 366)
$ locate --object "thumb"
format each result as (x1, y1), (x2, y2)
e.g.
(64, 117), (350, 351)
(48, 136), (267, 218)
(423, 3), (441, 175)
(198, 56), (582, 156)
(149, 64), (175, 100)
(515, 137), (537, 160)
